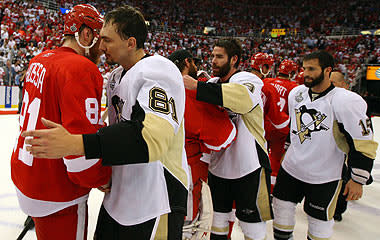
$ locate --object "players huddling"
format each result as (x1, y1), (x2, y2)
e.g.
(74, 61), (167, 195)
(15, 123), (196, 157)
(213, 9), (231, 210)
(14, 3), (378, 240)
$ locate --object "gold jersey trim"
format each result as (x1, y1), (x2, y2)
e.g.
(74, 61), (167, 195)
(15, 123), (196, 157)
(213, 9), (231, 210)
(353, 139), (378, 159)
(222, 83), (255, 114)
(242, 105), (268, 155)
(142, 113), (188, 187)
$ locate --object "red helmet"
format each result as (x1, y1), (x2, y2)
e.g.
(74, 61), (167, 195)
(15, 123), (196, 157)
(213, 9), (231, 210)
(250, 52), (274, 77)
(251, 53), (274, 70)
(278, 59), (298, 76)
(64, 4), (103, 37)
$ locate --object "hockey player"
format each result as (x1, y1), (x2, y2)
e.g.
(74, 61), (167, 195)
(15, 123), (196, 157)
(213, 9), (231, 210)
(272, 51), (378, 240)
(168, 49), (237, 239)
(265, 59), (299, 114)
(264, 59), (299, 187)
(11, 4), (111, 240)
(22, 5), (189, 240)
(183, 38), (273, 240)
(250, 52), (274, 79)
(223, 52), (290, 240)
(251, 52), (290, 145)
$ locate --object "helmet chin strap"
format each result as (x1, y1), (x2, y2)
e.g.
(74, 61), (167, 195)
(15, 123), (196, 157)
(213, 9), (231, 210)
(75, 32), (98, 56)
(290, 73), (297, 82)
(260, 67), (269, 77)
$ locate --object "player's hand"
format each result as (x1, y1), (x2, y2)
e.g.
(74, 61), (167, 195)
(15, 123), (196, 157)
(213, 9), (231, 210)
(21, 118), (84, 158)
(343, 179), (363, 201)
(183, 75), (198, 90)
(98, 180), (111, 193)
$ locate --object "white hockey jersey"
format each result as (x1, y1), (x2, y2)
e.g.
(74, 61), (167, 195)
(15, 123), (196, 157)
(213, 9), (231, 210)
(283, 85), (378, 184)
(205, 71), (269, 179)
(103, 55), (189, 225)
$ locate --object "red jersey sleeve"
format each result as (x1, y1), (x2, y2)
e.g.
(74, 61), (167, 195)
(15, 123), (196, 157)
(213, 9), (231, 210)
(199, 103), (236, 153)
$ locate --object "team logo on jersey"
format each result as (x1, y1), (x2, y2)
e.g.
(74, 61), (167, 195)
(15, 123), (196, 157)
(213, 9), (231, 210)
(295, 92), (303, 102)
(111, 95), (125, 122)
(243, 82), (255, 93)
(292, 105), (329, 143)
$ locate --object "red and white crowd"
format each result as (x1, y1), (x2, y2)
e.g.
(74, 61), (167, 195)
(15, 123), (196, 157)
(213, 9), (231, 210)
(0, 0), (379, 92)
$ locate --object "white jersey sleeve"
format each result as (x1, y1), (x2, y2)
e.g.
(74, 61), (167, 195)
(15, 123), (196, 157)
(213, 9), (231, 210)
(222, 71), (263, 114)
(333, 89), (378, 184)
(135, 61), (185, 134)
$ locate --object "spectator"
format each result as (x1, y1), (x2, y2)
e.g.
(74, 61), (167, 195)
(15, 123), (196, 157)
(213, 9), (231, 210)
(2, 59), (15, 85)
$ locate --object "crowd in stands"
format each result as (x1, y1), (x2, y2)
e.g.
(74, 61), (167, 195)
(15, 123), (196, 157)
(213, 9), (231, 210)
(0, 0), (379, 95)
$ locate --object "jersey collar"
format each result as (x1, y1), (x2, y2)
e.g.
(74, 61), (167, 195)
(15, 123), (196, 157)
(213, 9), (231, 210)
(308, 83), (335, 102)
(219, 70), (241, 83)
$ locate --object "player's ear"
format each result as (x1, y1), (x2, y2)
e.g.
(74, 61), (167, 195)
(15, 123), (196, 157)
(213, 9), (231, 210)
(325, 66), (332, 75)
(325, 67), (333, 80)
(80, 27), (93, 46)
(127, 37), (137, 49)
(230, 55), (238, 67)
(185, 58), (191, 68)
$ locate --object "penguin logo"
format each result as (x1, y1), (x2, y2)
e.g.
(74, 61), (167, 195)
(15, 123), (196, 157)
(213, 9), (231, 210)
(292, 105), (329, 143)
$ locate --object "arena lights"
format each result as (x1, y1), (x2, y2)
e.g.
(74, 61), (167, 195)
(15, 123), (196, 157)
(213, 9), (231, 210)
(360, 29), (380, 35)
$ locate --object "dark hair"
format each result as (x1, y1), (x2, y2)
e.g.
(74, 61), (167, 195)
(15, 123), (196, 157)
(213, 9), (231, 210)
(214, 38), (242, 68)
(104, 5), (147, 49)
(303, 51), (334, 70)
(175, 58), (195, 72)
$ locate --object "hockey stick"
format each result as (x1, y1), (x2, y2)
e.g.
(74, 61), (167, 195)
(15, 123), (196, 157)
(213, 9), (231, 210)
(293, 118), (328, 135)
(16, 216), (34, 240)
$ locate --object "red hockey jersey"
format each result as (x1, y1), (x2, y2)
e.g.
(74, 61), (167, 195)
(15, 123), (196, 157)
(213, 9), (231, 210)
(265, 77), (298, 115)
(264, 77), (298, 173)
(261, 81), (289, 141)
(184, 89), (236, 165)
(11, 47), (111, 217)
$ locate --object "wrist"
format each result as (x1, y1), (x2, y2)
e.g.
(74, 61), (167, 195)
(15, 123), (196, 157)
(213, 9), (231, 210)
(72, 134), (85, 155)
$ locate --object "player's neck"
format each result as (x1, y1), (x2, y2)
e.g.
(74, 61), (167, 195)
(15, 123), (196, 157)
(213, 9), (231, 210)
(182, 68), (189, 76)
(62, 39), (84, 56)
(311, 78), (332, 93)
(121, 49), (146, 71)
(220, 68), (238, 82)
(251, 70), (263, 80)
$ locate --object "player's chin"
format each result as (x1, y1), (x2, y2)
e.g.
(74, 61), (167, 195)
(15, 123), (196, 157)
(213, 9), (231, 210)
(304, 79), (313, 88)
